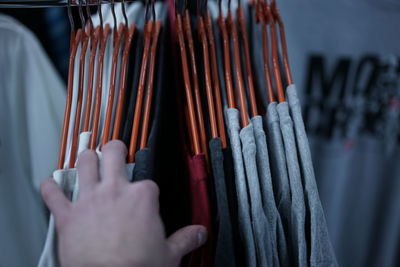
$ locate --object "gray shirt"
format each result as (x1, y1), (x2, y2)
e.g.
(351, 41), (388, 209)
(240, 123), (274, 267)
(225, 108), (257, 267)
(276, 102), (308, 267)
(287, 84), (338, 267)
(252, 115), (290, 267)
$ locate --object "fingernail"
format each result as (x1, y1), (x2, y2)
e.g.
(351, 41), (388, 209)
(197, 228), (208, 246)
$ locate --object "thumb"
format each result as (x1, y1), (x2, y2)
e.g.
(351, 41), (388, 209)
(167, 225), (207, 263)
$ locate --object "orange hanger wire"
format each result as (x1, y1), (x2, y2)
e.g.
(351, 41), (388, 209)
(112, 1), (136, 140)
(257, 0), (275, 103)
(183, 8), (208, 159)
(271, 0), (293, 85)
(82, 3), (99, 132)
(217, 1), (236, 109)
(205, 9), (227, 148)
(128, 2), (154, 162)
(89, 27), (111, 150)
(237, 0), (258, 117)
(176, 12), (201, 155)
(57, 0), (81, 169)
(264, 1), (285, 102)
(101, 1), (125, 146)
(198, 14), (218, 139)
(227, 1), (250, 127)
(69, 1), (90, 168)
(139, 17), (161, 149)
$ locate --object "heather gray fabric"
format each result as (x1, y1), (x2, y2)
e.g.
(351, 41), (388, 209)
(276, 102), (308, 267)
(252, 115), (290, 267)
(209, 138), (236, 267)
(225, 108), (257, 267)
(240, 123), (274, 267)
(265, 103), (294, 261)
(287, 85), (338, 267)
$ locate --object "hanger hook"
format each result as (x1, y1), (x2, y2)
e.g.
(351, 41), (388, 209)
(97, 0), (103, 29)
(111, 0), (117, 29)
(78, 0), (86, 28)
(145, 0), (150, 22)
(85, 0), (93, 29)
(122, 0), (128, 27)
(228, 0), (231, 12)
(152, 0), (156, 21)
(67, 0), (75, 32)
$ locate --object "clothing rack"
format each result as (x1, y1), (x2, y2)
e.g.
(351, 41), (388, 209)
(0, 0), (134, 8)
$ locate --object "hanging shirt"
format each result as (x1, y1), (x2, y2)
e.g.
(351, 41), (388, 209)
(0, 14), (66, 267)
(276, 102), (308, 267)
(225, 108), (257, 267)
(252, 115), (290, 267)
(240, 123), (275, 267)
(186, 153), (213, 267)
(287, 85), (338, 267)
(209, 138), (236, 267)
(276, 1), (400, 266)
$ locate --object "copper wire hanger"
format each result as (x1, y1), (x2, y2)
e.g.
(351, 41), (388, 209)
(101, 0), (126, 146)
(227, 0), (250, 127)
(175, 1), (201, 155)
(57, 0), (83, 169)
(139, 0), (161, 149)
(112, 0), (136, 140)
(128, 0), (154, 162)
(264, 0), (285, 102)
(183, 1), (208, 159)
(82, 0), (99, 132)
(69, 0), (91, 168)
(270, 0), (293, 85)
(197, 1), (218, 140)
(257, 0), (275, 103)
(89, 0), (111, 150)
(217, 0), (236, 109)
(205, 6), (227, 148)
(237, 0), (258, 117)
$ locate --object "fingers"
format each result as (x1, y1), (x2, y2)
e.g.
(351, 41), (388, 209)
(101, 140), (128, 183)
(167, 225), (207, 263)
(77, 150), (99, 194)
(40, 178), (70, 218)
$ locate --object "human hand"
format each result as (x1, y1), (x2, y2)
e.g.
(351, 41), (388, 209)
(41, 140), (207, 267)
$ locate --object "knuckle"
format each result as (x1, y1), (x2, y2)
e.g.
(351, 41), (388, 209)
(102, 140), (127, 155)
(133, 180), (159, 197)
(77, 150), (97, 165)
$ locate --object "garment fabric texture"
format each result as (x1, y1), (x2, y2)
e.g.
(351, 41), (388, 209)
(0, 14), (65, 267)
(209, 138), (236, 267)
(252, 115), (290, 267)
(265, 103), (294, 257)
(287, 85), (338, 267)
(239, 123), (274, 267)
(225, 108), (257, 267)
(186, 154), (213, 267)
(276, 102), (308, 267)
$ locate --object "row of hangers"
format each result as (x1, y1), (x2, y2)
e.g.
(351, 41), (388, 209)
(175, 0), (294, 159)
(57, 0), (162, 169)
